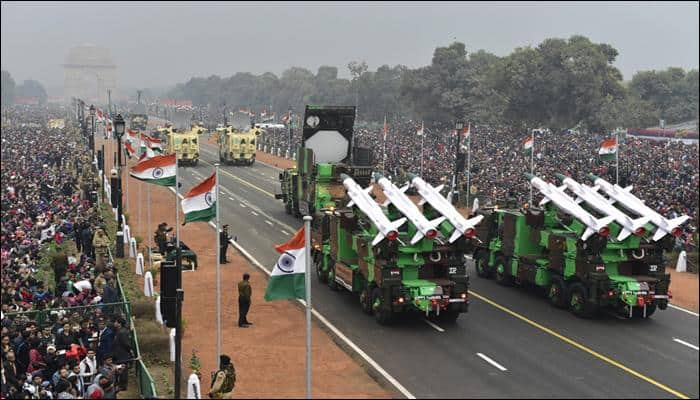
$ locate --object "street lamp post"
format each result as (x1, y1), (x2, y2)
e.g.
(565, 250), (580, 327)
(288, 107), (293, 158)
(114, 114), (126, 257)
(89, 105), (96, 160)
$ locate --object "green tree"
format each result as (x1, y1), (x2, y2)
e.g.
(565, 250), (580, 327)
(1, 70), (15, 105)
(629, 67), (699, 125)
(16, 79), (48, 104)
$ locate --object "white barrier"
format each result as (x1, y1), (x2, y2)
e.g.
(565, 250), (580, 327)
(121, 215), (127, 230)
(144, 271), (154, 297)
(129, 237), (137, 258)
(285, 149), (289, 159)
(472, 197), (480, 213)
(136, 253), (145, 275)
(264, 145), (267, 153)
(187, 373), (202, 399)
(113, 208), (118, 220)
(155, 295), (164, 325)
(676, 250), (688, 272)
(123, 224), (131, 244)
(292, 152), (296, 161)
(169, 328), (176, 362)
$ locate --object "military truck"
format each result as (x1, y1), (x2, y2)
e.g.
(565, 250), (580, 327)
(471, 173), (676, 318)
(276, 106), (479, 324)
(129, 99), (148, 131)
(163, 125), (200, 166)
(216, 125), (260, 165)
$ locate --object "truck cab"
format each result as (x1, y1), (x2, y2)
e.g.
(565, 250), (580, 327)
(164, 127), (200, 166)
(217, 126), (259, 165)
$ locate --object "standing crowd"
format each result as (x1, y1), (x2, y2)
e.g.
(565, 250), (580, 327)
(2, 105), (134, 399)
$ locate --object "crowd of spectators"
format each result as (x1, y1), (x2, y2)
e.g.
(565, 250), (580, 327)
(2, 105), (134, 399)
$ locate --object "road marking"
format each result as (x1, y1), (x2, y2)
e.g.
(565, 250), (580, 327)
(668, 304), (700, 317)
(423, 319), (445, 332)
(239, 203), (247, 208)
(281, 230), (290, 236)
(200, 159), (276, 197)
(200, 221), (415, 399)
(228, 196), (234, 201)
(468, 290), (690, 399)
(251, 211), (259, 216)
(673, 338), (699, 351)
(265, 220), (273, 226)
(476, 353), (507, 372)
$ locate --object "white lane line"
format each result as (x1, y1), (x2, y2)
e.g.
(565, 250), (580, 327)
(265, 220), (273, 226)
(423, 319), (445, 332)
(673, 338), (699, 351)
(239, 203), (247, 208)
(668, 304), (700, 317)
(228, 196), (235, 201)
(251, 211), (259, 216)
(476, 353), (508, 372)
(281, 230), (290, 236)
(202, 221), (415, 399)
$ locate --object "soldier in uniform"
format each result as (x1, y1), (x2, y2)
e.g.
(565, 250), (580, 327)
(219, 225), (231, 264)
(208, 354), (236, 399)
(237, 273), (252, 327)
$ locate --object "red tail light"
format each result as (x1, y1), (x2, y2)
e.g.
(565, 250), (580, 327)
(460, 293), (467, 299)
(636, 295), (645, 307)
(671, 227), (682, 237)
(598, 226), (610, 237)
(634, 227), (646, 237)
(463, 228), (476, 238)
(397, 297), (405, 304)
(386, 230), (398, 241)
(667, 290), (673, 299)
(607, 290), (615, 298)
(425, 229), (437, 239)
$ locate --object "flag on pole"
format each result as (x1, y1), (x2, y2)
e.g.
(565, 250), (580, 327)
(416, 121), (424, 136)
(459, 122), (471, 152)
(139, 147), (156, 161)
(598, 137), (618, 161)
(265, 227), (307, 301)
(522, 134), (534, 156)
(281, 112), (291, 125)
(383, 116), (389, 140)
(181, 173), (216, 225)
(461, 122), (471, 139)
(141, 134), (163, 153)
(130, 153), (176, 186)
(124, 142), (136, 159)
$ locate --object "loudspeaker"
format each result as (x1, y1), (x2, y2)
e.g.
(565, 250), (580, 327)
(160, 261), (179, 327)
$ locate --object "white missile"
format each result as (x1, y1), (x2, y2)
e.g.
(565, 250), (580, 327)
(588, 175), (689, 241)
(374, 173), (446, 244)
(527, 174), (615, 241)
(341, 174), (407, 247)
(408, 174), (484, 243)
(555, 174), (650, 241)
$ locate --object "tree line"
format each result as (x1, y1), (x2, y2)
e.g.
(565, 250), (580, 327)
(1, 71), (48, 105)
(165, 35), (698, 133)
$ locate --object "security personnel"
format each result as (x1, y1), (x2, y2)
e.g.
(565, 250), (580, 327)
(219, 225), (231, 264)
(209, 354), (236, 399)
(154, 222), (173, 255)
(237, 273), (252, 327)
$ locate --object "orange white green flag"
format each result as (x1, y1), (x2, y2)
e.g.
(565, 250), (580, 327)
(265, 227), (307, 301)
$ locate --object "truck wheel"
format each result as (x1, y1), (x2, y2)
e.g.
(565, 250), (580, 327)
(548, 276), (568, 308)
(249, 158), (255, 165)
(359, 283), (373, 315)
(327, 260), (339, 291)
(568, 282), (598, 318)
(372, 287), (393, 325)
(193, 159), (199, 166)
(474, 251), (492, 279)
(632, 304), (656, 319)
(437, 308), (460, 324)
(494, 256), (513, 286)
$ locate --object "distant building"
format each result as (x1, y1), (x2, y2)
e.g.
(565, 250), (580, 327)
(63, 45), (116, 104)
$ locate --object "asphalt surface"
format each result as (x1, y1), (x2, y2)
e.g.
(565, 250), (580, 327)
(174, 141), (699, 398)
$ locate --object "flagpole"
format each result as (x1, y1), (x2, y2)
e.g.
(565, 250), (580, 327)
(174, 153), (182, 400)
(420, 121), (424, 177)
(615, 132), (620, 185)
(215, 163), (222, 365)
(303, 215), (312, 400)
(466, 122), (471, 212)
(383, 115), (387, 174)
(529, 131), (534, 206)
(125, 146), (129, 215)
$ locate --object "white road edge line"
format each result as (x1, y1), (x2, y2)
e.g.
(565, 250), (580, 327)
(251, 211), (259, 216)
(265, 220), (274, 226)
(668, 304), (700, 317)
(281, 230), (290, 236)
(476, 353), (508, 372)
(673, 338), (700, 351)
(239, 203), (247, 208)
(228, 196), (235, 201)
(423, 319), (445, 332)
(199, 219), (415, 399)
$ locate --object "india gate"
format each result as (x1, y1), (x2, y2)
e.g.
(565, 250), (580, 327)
(63, 45), (116, 104)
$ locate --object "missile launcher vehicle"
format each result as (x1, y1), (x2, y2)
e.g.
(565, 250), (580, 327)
(471, 173), (683, 318)
(276, 106), (480, 324)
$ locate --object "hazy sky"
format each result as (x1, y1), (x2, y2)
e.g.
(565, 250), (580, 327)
(1, 1), (698, 90)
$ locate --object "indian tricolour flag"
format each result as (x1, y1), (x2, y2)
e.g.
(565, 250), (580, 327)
(181, 173), (216, 224)
(142, 134), (163, 153)
(522, 134), (534, 156)
(598, 137), (617, 161)
(124, 142), (136, 159)
(130, 153), (176, 186)
(265, 227), (307, 301)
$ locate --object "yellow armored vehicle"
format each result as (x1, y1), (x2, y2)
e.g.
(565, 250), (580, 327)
(164, 125), (200, 166)
(217, 125), (260, 165)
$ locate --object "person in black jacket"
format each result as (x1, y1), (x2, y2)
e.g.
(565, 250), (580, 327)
(111, 318), (133, 391)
